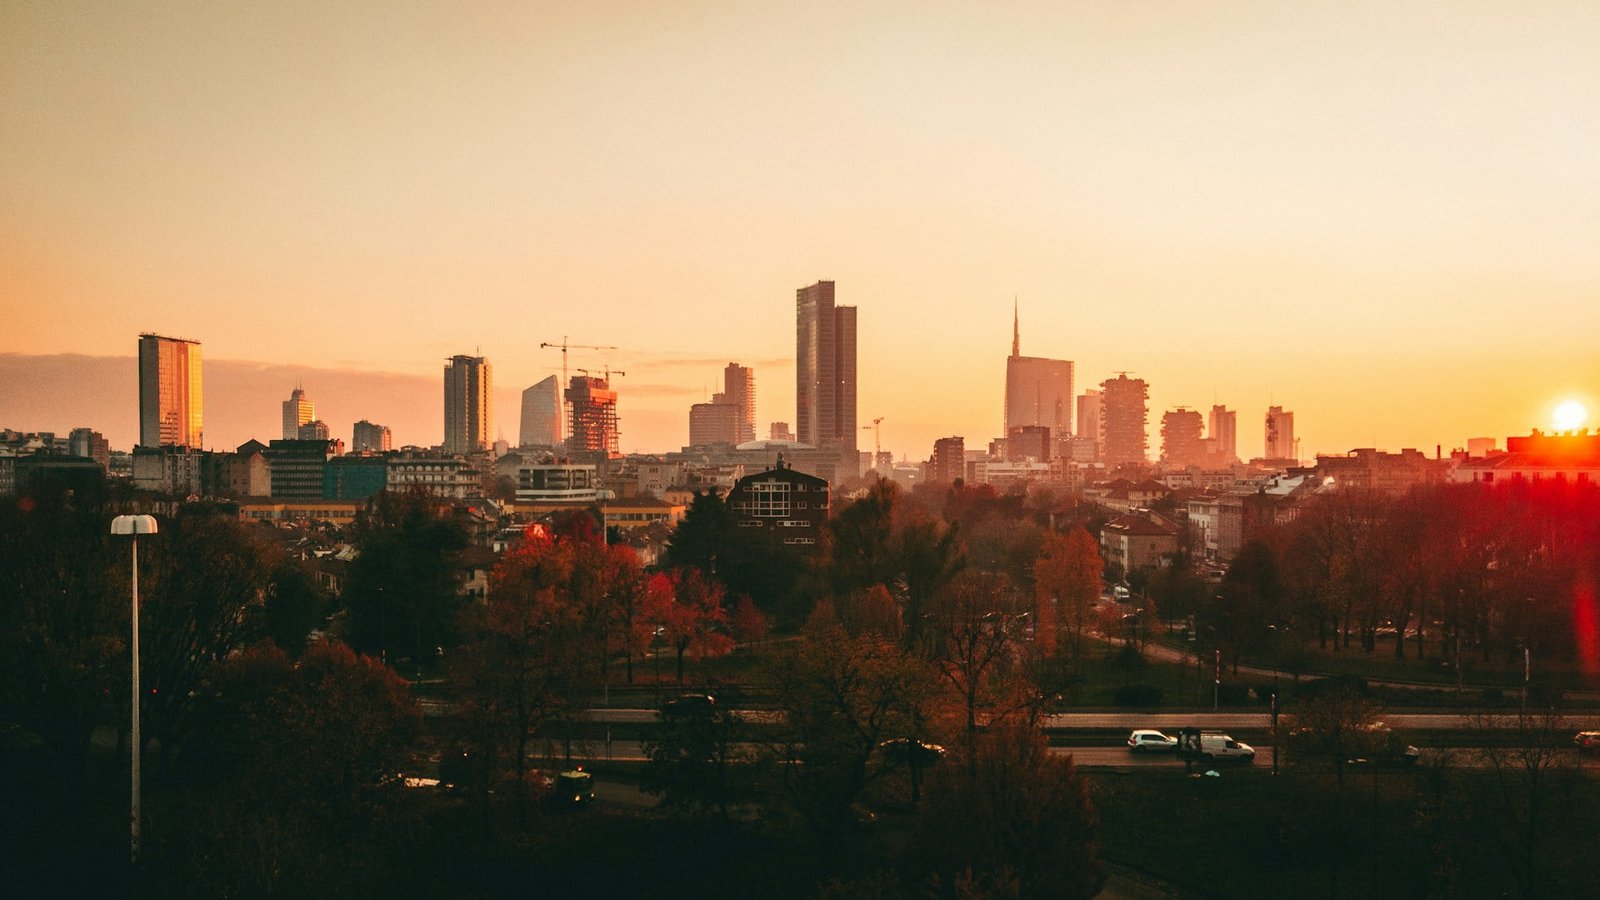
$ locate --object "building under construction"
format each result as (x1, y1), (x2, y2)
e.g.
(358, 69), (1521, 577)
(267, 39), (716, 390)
(566, 375), (620, 458)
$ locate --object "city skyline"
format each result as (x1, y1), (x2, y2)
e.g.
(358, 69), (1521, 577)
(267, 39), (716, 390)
(2, 3), (1596, 459)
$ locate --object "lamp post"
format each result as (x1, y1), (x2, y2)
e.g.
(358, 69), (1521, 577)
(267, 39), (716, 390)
(111, 514), (158, 865)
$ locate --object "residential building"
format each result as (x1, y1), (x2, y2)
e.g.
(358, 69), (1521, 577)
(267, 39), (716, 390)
(68, 427), (110, 469)
(515, 462), (600, 502)
(1208, 405), (1238, 465)
(1451, 431), (1600, 485)
(352, 420), (392, 453)
(1099, 374), (1148, 467)
(1265, 406), (1295, 461)
(444, 354), (493, 454)
(265, 439), (336, 499)
(519, 375), (562, 448)
(1101, 513), (1180, 573)
(1004, 302), (1073, 437)
(282, 387), (314, 440)
(1160, 408), (1205, 468)
(131, 444), (205, 495)
(138, 333), (203, 448)
(796, 280), (857, 451)
(388, 453), (482, 500)
(324, 455), (389, 500)
(1315, 448), (1448, 493)
(689, 400), (739, 447)
(928, 436), (965, 485)
(726, 457), (830, 548)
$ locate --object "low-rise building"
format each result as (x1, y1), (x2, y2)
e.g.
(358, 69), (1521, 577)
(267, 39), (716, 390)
(726, 456), (830, 548)
(1101, 513), (1180, 573)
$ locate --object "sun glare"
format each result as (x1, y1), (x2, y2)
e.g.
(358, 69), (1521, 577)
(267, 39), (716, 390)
(1551, 399), (1588, 432)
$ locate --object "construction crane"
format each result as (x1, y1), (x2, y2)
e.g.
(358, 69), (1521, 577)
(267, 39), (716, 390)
(862, 416), (884, 458)
(540, 337), (618, 391)
(573, 367), (627, 383)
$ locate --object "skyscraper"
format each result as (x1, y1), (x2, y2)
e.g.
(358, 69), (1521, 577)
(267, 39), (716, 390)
(138, 333), (203, 449)
(1208, 405), (1238, 464)
(1265, 406), (1296, 461)
(1004, 303), (1074, 437)
(1160, 408), (1204, 467)
(519, 375), (561, 447)
(282, 386), (314, 440)
(929, 436), (965, 484)
(1076, 389), (1102, 459)
(796, 281), (857, 451)
(443, 355), (492, 455)
(1099, 374), (1148, 467)
(722, 362), (756, 444)
(689, 401), (738, 447)
(567, 375), (619, 457)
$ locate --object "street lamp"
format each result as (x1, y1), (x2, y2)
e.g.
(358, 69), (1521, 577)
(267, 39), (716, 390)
(111, 514), (157, 865)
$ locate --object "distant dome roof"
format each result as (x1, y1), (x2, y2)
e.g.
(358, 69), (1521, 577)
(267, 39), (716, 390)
(735, 439), (815, 451)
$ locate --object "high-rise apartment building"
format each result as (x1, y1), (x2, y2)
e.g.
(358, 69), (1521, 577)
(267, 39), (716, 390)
(688, 401), (739, 447)
(1099, 374), (1148, 467)
(68, 427), (110, 469)
(1003, 304), (1074, 437)
(566, 375), (619, 457)
(443, 355), (492, 455)
(138, 333), (203, 449)
(796, 281), (857, 451)
(352, 420), (392, 452)
(1160, 408), (1205, 467)
(929, 436), (965, 484)
(722, 363), (756, 444)
(688, 362), (757, 446)
(1265, 406), (1296, 461)
(1208, 405), (1238, 464)
(519, 375), (562, 448)
(282, 386), (314, 440)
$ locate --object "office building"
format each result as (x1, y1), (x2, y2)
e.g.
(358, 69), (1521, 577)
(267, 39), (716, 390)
(796, 281), (857, 451)
(1160, 408), (1205, 467)
(1007, 425), (1051, 462)
(689, 400), (739, 447)
(68, 427), (110, 469)
(770, 422), (795, 443)
(444, 355), (492, 455)
(1265, 406), (1296, 461)
(519, 375), (562, 447)
(1003, 303), (1074, 437)
(1208, 405), (1238, 464)
(1099, 374), (1149, 467)
(352, 420), (392, 453)
(138, 333), (203, 448)
(567, 374), (620, 457)
(297, 420), (331, 441)
(282, 387), (314, 440)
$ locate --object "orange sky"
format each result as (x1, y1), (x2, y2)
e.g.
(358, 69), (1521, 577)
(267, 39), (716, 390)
(3, 2), (1597, 459)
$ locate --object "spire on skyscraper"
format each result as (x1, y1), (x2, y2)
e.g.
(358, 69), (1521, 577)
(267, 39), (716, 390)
(1012, 296), (1020, 357)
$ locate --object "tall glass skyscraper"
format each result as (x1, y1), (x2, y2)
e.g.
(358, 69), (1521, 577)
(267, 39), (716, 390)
(1003, 303), (1074, 438)
(443, 354), (492, 454)
(796, 281), (856, 451)
(519, 375), (561, 448)
(138, 333), (203, 448)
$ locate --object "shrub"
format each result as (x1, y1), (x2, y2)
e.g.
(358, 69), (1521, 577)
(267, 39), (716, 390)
(1112, 684), (1164, 707)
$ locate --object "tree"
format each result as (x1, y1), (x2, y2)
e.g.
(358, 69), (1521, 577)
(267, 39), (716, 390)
(827, 476), (900, 597)
(173, 639), (419, 898)
(930, 572), (1025, 761)
(261, 555), (329, 656)
(899, 512), (965, 649)
(1034, 527), (1102, 663)
(452, 528), (586, 826)
(643, 568), (732, 683)
(1205, 538), (1283, 671)
(767, 605), (935, 851)
(342, 491), (470, 661)
(642, 689), (751, 819)
(906, 720), (1103, 900)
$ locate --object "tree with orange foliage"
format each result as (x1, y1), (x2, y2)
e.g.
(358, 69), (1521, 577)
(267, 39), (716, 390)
(643, 567), (733, 683)
(1034, 526), (1103, 665)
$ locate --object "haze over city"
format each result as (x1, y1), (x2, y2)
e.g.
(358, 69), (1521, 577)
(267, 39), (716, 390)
(4, 1), (1598, 456)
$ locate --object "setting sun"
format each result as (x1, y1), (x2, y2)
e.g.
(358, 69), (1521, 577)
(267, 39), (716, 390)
(1552, 399), (1589, 431)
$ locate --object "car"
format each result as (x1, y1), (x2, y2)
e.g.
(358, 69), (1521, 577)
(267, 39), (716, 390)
(1576, 731), (1600, 754)
(878, 738), (947, 766)
(1127, 729), (1179, 753)
(661, 692), (717, 718)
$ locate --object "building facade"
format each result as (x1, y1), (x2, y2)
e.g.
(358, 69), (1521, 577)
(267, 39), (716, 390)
(1208, 405), (1238, 465)
(138, 333), (203, 448)
(519, 375), (561, 448)
(1160, 408), (1205, 468)
(689, 400), (739, 447)
(1265, 406), (1295, 461)
(796, 281), (857, 451)
(929, 436), (965, 484)
(566, 374), (620, 457)
(726, 457), (830, 548)
(444, 354), (493, 455)
(352, 420), (392, 453)
(1004, 304), (1073, 438)
(282, 387), (314, 440)
(1099, 374), (1148, 468)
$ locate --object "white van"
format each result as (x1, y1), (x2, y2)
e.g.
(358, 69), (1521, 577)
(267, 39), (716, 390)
(1197, 732), (1254, 763)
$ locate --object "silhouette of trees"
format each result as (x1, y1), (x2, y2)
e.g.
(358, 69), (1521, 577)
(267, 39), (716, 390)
(342, 491), (470, 661)
(1033, 526), (1102, 663)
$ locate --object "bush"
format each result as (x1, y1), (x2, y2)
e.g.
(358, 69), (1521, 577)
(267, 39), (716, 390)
(1294, 675), (1369, 700)
(1217, 683), (1252, 705)
(1112, 684), (1164, 707)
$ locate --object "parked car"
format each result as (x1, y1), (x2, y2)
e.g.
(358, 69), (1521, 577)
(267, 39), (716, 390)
(661, 693), (716, 718)
(1576, 731), (1600, 754)
(1126, 729), (1179, 753)
(548, 768), (594, 809)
